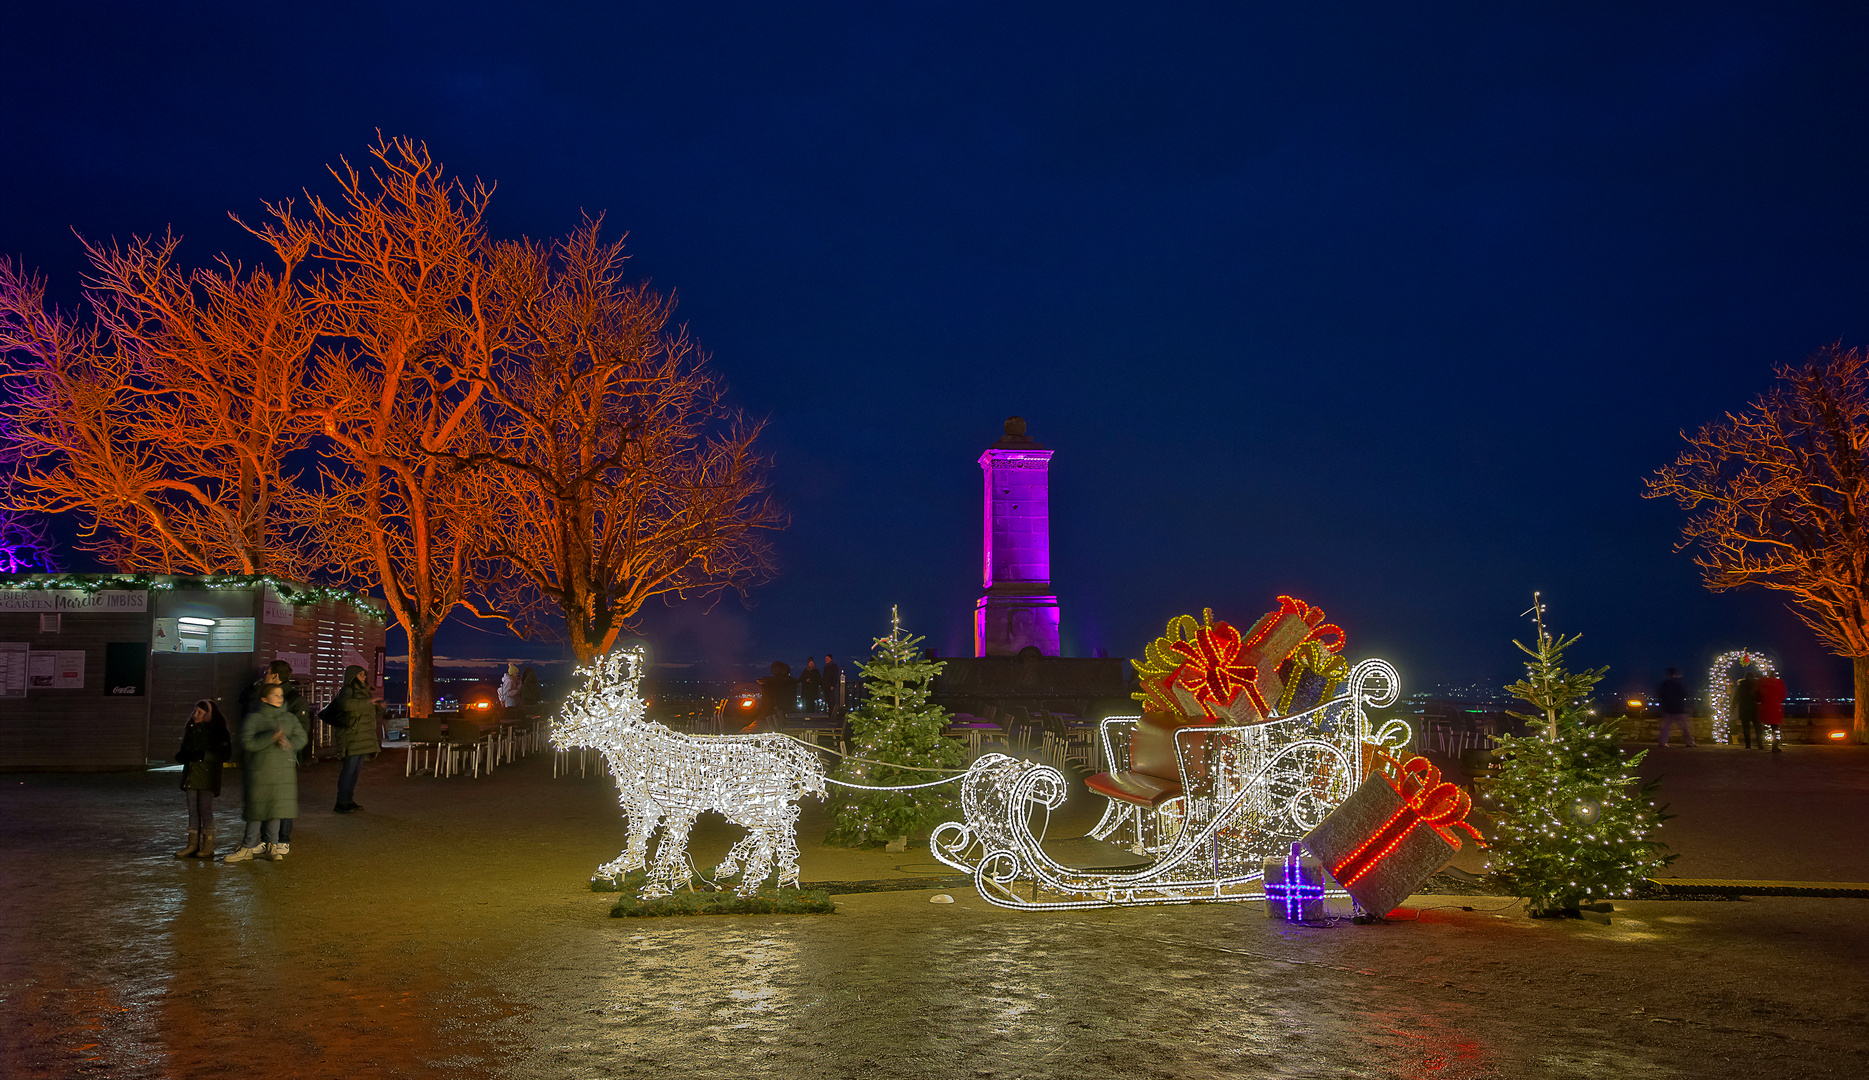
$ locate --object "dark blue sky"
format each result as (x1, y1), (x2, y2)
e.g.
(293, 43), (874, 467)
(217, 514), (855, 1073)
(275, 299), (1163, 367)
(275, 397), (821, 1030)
(6, 3), (1868, 698)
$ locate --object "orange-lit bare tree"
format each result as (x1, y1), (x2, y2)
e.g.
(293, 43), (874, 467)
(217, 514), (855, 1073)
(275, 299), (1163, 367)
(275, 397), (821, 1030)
(270, 138), (507, 716)
(456, 221), (783, 664)
(0, 229), (318, 576)
(1647, 343), (1869, 743)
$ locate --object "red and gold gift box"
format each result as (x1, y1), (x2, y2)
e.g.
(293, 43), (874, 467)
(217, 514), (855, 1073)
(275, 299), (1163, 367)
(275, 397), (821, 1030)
(1302, 756), (1481, 918)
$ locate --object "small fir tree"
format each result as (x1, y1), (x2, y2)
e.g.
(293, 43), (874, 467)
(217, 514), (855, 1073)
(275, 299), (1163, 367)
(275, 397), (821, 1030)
(824, 606), (964, 848)
(1484, 594), (1674, 913)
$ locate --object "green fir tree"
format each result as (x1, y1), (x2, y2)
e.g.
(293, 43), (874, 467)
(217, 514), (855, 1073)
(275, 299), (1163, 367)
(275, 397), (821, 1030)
(824, 606), (965, 848)
(1483, 594), (1674, 913)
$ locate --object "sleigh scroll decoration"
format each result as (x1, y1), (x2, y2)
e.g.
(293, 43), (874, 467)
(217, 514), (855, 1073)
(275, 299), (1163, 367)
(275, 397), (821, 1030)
(930, 598), (1413, 910)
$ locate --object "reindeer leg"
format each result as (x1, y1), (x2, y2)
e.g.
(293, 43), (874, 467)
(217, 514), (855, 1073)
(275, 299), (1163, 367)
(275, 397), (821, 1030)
(644, 810), (697, 899)
(601, 801), (656, 883)
(597, 754), (652, 882)
(735, 823), (776, 898)
(715, 832), (759, 882)
(773, 800), (804, 890)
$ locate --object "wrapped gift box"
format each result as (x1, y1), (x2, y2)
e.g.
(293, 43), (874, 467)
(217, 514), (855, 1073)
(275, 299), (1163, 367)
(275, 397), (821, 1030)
(1263, 842), (1327, 922)
(1303, 756), (1480, 918)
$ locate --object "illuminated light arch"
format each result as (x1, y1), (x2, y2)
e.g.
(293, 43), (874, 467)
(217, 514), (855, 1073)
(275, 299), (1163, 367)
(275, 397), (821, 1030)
(1707, 649), (1777, 744)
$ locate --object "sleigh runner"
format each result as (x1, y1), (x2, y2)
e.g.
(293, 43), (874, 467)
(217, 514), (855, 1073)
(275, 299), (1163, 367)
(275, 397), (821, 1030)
(932, 601), (1413, 910)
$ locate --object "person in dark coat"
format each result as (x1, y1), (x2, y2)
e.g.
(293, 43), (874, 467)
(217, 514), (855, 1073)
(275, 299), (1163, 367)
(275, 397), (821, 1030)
(173, 699), (232, 858)
(243, 660), (312, 746)
(1756, 672), (1787, 753)
(800, 657), (822, 712)
(822, 654), (842, 717)
(519, 666), (541, 716)
(750, 661), (797, 731)
(1657, 668), (1694, 748)
(224, 683), (307, 863)
(328, 664), (382, 812)
(1733, 675), (1761, 749)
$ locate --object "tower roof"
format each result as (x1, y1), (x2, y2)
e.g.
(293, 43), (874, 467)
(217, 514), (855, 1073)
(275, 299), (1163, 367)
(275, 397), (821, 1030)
(991, 415), (1046, 450)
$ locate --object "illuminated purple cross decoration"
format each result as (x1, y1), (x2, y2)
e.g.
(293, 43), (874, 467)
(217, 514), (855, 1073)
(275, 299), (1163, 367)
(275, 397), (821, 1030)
(1265, 841), (1325, 922)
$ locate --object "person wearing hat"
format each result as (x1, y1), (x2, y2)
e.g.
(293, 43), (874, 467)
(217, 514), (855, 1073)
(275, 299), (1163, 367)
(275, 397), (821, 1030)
(243, 660), (313, 853)
(498, 662), (521, 715)
(224, 682), (306, 862)
(327, 664), (383, 813)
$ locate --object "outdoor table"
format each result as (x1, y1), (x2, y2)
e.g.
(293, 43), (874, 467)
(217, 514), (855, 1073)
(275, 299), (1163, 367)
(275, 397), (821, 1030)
(1027, 713), (1097, 769)
(943, 721), (1003, 755)
(496, 719), (526, 763)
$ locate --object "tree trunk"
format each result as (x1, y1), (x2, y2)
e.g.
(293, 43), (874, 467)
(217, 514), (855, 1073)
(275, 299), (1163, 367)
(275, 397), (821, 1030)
(563, 586), (598, 668)
(1855, 655), (1869, 745)
(408, 631), (437, 719)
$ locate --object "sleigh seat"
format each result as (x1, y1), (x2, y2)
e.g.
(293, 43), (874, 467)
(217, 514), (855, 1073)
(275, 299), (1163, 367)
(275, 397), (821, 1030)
(1085, 713), (1210, 808)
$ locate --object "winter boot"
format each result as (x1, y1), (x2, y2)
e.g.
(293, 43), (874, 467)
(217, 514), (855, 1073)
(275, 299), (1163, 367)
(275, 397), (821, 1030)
(272, 842), (290, 856)
(261, 842), (285, 861)
(192, 829), (215, 859)
(173, 830), (200, 858)
(222, 844), (260, 863)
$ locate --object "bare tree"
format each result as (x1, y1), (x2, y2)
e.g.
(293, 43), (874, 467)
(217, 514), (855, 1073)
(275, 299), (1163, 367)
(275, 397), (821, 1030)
(268, 137), (509, 717)
(0, 229), (317, 576)
(0, 512), (61, 573)
(459, 221), (783, 663)
(1647, 344), (1869, 742)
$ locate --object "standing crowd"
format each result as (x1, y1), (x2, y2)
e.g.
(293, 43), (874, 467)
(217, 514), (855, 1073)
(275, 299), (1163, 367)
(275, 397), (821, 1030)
(749, 654), (844, 730)
(1730, 669), (1787, 752)
(1654, 665), (1786, 750)
(171, 660), (384, 863)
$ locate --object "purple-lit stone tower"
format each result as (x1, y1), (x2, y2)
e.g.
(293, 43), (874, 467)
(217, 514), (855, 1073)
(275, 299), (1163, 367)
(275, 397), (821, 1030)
(975, 417), (1060, 657)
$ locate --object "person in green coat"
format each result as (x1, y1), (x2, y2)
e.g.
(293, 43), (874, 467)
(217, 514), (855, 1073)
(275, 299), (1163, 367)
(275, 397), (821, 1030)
(172, 700), (232, 859)
(329, 664), (382, 813)
(224, 683), (307, 863)
(242, 660), (313, 854)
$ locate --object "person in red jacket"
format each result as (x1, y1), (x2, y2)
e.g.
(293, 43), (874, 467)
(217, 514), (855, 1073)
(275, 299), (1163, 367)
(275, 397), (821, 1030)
(1755, 673), (1787, 753)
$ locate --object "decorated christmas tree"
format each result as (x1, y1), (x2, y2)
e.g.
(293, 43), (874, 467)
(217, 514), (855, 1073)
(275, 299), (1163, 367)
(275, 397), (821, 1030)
(1484, 594), (1673, 913)
(824, 607), (965, 848)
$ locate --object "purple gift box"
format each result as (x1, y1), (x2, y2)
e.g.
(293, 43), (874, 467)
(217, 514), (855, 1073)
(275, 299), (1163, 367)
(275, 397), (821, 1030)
(1263, 841), (1327, 922)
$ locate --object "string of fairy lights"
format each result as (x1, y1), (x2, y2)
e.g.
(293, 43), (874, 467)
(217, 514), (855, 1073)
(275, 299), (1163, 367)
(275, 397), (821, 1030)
(0, 571), (388, 621)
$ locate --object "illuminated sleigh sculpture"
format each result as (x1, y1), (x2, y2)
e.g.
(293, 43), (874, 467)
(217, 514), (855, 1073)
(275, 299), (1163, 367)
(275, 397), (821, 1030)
(553, 646), (827, 900)
(931, 600), (1411, 910)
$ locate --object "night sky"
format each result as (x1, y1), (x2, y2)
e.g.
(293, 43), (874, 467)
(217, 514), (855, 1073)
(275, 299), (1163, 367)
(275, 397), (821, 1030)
(7, 4), (1869, 700)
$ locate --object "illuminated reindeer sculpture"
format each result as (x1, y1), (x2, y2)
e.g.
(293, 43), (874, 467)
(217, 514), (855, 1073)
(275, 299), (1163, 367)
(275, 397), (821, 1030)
(553, 646), (827, 899)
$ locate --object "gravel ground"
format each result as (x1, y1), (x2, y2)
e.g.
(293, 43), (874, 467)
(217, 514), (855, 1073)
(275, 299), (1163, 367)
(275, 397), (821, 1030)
(1, 743), (1865, 1079)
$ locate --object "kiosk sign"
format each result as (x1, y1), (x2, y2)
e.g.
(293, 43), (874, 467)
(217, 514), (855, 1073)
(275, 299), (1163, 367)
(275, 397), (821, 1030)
(0, 590), (147, 613)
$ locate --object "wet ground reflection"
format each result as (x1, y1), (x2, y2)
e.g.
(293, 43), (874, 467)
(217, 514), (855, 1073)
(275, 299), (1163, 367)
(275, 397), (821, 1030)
(5, 762), (1866, 1079)
(490, 909), (1508, 1080)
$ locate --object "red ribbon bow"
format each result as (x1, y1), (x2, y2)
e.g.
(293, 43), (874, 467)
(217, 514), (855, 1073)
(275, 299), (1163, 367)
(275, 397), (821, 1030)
(1165, 619), (1262, 718)
(1331, 757), (1483, 887)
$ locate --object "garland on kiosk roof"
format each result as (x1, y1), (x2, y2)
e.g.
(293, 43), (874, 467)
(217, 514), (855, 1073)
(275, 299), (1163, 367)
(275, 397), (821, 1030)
(0, 572), (388, 621)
